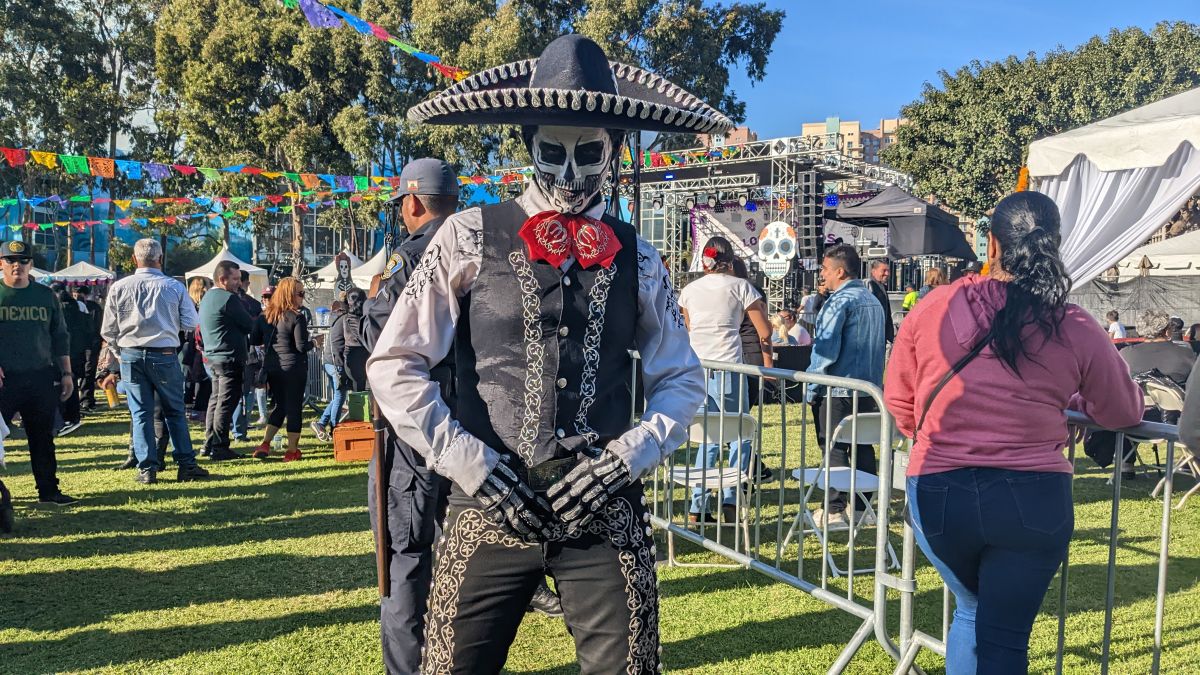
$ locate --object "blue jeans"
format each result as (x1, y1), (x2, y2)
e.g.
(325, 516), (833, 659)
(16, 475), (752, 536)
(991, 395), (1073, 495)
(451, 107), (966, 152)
(255, 387), (268, 420)
(690, 371), (752, 514)
(232, 389), (253, 439)
(318, 363), (347, 428)
(120, 348), (197, 471)
(909, 468), (1073, 674)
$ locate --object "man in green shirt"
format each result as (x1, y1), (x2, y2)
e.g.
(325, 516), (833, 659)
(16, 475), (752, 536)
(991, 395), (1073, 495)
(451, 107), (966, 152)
(198, 260), (254, 460)
(0, 240), (78, 534)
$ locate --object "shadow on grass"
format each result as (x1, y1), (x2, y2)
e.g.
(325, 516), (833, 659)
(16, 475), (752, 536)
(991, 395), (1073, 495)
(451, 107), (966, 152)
(0, 552), (374, 633)
(0, 603), (378, 673)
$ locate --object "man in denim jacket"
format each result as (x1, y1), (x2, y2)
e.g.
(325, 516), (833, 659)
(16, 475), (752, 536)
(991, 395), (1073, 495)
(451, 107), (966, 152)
(806, 243), (885, 528)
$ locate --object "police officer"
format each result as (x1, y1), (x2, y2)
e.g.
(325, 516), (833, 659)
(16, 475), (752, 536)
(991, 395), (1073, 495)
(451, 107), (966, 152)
(361, 158), (459, 675)
(0, 240), (79, 532)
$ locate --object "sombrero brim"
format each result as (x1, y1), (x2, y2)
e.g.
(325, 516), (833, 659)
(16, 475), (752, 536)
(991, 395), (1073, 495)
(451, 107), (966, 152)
(408, 59), (734, 135)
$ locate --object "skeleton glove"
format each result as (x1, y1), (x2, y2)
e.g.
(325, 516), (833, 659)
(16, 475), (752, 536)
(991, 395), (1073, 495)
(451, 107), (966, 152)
(473, 454), (562, 543)
(547, 447), (633, 536)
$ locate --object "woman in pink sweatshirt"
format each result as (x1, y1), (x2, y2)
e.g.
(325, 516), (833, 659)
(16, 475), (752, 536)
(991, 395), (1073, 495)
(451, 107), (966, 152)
(884, 191), (1143, 675)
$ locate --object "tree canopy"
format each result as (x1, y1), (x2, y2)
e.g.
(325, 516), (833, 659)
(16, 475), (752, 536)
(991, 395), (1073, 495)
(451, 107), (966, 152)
(884, 22), (1200, 218)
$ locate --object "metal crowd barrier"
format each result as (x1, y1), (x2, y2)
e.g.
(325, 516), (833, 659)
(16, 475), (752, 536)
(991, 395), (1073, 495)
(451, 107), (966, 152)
(636, 356), (1187, 675)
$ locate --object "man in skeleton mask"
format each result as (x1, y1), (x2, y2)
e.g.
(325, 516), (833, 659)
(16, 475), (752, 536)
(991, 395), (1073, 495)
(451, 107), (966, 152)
(368, 34), (730, 673)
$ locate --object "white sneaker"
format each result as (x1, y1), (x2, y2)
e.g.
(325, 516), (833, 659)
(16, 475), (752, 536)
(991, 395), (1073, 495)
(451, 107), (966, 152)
(57, 421), (83, 437)
(810, 508), (851, 531)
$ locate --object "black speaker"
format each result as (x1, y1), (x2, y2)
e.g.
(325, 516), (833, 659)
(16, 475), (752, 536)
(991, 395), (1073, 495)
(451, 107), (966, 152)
(796, 170), (823, 259)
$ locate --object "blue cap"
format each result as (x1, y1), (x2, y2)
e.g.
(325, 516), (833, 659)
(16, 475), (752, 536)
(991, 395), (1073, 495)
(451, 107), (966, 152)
(390, 158), (459, 201)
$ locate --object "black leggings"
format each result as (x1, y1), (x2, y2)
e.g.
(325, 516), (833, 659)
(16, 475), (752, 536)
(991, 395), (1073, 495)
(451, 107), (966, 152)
(266, 367), (307, 433)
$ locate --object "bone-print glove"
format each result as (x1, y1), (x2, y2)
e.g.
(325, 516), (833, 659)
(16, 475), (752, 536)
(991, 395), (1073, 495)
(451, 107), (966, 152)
(472, 454), (563, 543)
(546, 447), (633, 536)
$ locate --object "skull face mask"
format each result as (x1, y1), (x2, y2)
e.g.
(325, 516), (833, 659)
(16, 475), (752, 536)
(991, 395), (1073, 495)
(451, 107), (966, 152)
(527, 125), (614, 214)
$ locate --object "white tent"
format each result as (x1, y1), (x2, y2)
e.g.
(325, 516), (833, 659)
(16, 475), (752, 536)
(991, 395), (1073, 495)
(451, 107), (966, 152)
(29, 267), (52, 283)
(40, 261), (116, 284)
(351, 247), (389, 288)
(185, 245), (269, 295)
(1115, 228), (1200, 277)
(1029, 87), (1200, 285)
(312, 249), (364, 289)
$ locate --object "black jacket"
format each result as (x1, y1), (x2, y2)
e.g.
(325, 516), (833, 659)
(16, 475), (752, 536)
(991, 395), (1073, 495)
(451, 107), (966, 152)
(868, 279), (895, 344)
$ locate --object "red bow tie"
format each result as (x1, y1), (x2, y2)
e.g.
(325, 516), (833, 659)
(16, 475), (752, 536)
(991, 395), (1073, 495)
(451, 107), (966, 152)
(518, 211), (622, 270)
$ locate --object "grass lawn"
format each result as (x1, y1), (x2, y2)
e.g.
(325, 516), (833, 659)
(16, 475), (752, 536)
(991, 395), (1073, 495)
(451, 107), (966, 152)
(1, 402), (1198, 674)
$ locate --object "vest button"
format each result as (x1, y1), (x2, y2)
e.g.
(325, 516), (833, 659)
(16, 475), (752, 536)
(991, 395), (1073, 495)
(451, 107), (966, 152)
(555, 428), (566, 438)
(556, 377), (567, 389)
(558, 326), (569, 337)
(562, 276), (572, 287)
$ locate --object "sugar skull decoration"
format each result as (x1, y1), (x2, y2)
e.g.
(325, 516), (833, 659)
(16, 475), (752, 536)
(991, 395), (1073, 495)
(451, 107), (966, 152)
(333, 251), (355, 297)
(527, 125), (615, 214)
(758, 221), (796, 279)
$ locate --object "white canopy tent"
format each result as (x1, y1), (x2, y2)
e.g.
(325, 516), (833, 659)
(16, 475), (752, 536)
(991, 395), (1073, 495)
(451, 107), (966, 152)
(351, 247), (389, 288)
(185, 245), (269, 295)
(312, 249), (364, 290)
(1029, 87), (1200, 285)
(38, 261), (116, 285)
(1114, 228), (1200, 277)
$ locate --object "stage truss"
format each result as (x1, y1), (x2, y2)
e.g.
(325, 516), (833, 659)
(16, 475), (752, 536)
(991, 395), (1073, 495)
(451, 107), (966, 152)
(617, 135), (913, 311)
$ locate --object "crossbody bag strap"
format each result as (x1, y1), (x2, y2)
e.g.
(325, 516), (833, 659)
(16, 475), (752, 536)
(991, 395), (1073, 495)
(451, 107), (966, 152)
(914, 325), (996, 436)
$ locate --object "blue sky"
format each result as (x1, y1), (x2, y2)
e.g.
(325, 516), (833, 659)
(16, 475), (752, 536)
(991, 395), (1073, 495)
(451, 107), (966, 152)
(732, 0), (1200, 139)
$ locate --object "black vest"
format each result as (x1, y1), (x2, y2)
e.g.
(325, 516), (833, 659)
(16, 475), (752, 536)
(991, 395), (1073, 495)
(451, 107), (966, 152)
(455, 200), (638, 467)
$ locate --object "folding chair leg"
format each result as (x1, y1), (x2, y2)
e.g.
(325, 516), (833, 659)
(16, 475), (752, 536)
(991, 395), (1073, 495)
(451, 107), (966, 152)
(1177, 479), (1200, 509)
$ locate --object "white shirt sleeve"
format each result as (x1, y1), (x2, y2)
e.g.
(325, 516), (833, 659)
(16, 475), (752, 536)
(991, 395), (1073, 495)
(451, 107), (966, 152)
(737, 278), (761, 309)
(365, 207), (499, 494)
(605, 238), (706, 479)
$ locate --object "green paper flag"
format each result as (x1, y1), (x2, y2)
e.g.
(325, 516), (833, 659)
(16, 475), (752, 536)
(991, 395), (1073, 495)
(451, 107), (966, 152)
(69, 195), (90, 202)
(354, 176), (369, 191)
(60, 155), (90, 174)
(221, 211), (234, 218)
(284, 172), (300, 183)
(0, 199), (16, 207)
(229, 197), (247, 205)
(300, 190), (314, 196)
(199, 167), (220, 181)
(336, 199), (349, 208)
(281, 205), (293, 214)
(282, 0), (298, 7)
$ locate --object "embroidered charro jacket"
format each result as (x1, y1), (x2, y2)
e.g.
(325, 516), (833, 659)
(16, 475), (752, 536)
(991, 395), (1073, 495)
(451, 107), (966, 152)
(367, 183), (704, 494)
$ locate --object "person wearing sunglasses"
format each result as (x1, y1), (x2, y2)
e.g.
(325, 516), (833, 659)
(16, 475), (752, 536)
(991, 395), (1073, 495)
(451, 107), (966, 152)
(0, 240), (79, 526)
(250, 277), (315, 461)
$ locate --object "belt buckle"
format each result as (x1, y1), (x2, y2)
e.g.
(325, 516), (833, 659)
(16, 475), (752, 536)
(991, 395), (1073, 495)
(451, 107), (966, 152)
(527, 457), (577, 492)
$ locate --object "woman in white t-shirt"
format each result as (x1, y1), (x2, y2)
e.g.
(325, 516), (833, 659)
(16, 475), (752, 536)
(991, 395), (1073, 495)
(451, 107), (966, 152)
(678, 236), (773, 522)
(1106, 310), (1127, 339)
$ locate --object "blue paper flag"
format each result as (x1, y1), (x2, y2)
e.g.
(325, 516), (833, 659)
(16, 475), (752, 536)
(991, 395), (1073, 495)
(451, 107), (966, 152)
(300, 0), (342, 28)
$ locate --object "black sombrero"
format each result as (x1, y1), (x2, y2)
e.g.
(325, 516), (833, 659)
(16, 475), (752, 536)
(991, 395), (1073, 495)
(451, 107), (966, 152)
(407, 34), (733, 135)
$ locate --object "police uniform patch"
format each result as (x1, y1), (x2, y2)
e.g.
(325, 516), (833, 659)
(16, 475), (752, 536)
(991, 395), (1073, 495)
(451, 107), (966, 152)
(381, 252), (405, 280)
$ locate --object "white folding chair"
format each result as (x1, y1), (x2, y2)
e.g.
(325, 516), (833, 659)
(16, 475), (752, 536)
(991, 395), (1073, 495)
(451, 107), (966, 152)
(665, 411), (757, 567)
(1143, 382), (1199, 508)
(781, 412), (900, 577)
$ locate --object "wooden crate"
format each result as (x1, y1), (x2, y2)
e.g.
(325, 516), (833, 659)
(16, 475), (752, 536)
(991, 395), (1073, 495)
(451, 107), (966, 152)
(332, 421), (374, 462)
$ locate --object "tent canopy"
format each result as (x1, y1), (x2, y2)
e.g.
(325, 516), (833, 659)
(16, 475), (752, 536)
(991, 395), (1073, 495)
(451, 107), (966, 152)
(1030, 87), (1200, 285)
(351, 247), (389, 287)
(1115, 228), (1200, 277)
(1028, 88), (1200, 175)
(40, 261), (116, 283)
(185, 245), (268, 294)
(833, 186), (976, 260)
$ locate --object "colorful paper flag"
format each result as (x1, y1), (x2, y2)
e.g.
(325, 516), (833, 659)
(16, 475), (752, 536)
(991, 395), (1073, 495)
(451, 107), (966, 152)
(115, 160), (143, 180)
(1, 147), (28, 168)
(299, 0), (342, 28)
(60, 155), (90, 175)
(30, 151), (58, 169)
(88, 157), (116, 178)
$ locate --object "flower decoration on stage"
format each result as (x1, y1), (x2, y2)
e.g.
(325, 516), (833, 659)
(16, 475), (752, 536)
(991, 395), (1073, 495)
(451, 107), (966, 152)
(519, 211), (622, 270)
(701, 246), (719, 271)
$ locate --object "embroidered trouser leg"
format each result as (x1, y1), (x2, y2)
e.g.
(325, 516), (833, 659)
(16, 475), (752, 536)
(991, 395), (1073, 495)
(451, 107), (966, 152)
(422, 490), (659, 675)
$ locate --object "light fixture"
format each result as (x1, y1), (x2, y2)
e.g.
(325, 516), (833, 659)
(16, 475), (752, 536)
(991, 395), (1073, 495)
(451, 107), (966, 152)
(707, 195), (718, 208)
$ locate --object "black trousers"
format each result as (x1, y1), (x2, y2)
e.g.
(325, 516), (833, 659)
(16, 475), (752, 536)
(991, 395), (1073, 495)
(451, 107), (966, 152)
(81, 346), (99, 408)
(811, 396), (879, 513)
(0, 369), (61, 498)
(368, 434), (449, 675)
(346, 346), (369, 392)
(205, 360), (245, 453)
(266, 366), (307, 433)
(60, 351), (86, 425)
(421, 484), (659, 675)
(127, 393), (169, 468)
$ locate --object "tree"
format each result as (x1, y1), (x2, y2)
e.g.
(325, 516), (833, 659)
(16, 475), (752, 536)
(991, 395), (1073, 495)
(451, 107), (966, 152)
(884, 22), (1200, 218)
